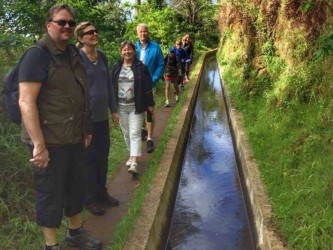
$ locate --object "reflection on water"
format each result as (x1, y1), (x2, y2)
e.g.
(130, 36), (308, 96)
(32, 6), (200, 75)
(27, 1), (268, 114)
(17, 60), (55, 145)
(166, 57), (254, 250)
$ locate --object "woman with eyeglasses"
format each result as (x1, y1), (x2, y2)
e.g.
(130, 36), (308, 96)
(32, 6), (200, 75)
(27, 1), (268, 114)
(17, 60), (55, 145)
(74, 22), (120, 216)
(110, 41), (155, 176)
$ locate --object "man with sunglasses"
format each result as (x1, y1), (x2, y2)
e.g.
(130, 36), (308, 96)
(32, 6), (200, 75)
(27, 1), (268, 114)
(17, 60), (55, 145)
(18, 5), (102, 250)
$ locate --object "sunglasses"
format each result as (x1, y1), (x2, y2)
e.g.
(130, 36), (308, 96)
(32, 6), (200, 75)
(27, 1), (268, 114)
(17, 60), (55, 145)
(83, 29), (99, 36)
(176, 43), (181, 45)
(51, 20), (76, 27)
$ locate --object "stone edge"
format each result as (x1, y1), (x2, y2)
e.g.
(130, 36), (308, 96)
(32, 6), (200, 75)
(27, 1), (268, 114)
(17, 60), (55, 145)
(218, 54), (286, 249)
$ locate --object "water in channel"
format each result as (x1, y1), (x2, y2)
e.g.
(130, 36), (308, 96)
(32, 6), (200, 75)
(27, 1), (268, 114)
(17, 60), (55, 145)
(166, 56), (255, 250)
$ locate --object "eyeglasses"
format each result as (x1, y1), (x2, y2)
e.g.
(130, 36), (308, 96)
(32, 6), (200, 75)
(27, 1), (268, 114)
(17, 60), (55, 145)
(176, 43), (181, 45)
(51, 20), (76, 27)
(83, 29), (99, 36)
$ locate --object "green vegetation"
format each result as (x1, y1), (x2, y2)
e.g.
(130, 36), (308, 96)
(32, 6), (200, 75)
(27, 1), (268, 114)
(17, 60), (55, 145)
(0, 117), (42, 249)
(218, 0), (333, 248)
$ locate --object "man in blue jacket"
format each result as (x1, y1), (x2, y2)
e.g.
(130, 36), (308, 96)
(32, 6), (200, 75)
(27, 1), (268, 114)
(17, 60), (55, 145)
(136, 23), (165, 153)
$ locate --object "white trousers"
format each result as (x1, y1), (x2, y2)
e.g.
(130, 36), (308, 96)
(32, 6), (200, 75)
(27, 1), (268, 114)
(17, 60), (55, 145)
(119, 104), (145, 157)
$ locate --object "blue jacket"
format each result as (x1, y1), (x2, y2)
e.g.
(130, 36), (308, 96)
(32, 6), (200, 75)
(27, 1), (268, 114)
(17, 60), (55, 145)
(136, 39), (165, 86)
(170, 47), (190, 62)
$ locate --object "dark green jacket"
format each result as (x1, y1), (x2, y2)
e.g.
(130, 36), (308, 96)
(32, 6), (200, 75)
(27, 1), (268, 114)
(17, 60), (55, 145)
(21, 34), (92, 145)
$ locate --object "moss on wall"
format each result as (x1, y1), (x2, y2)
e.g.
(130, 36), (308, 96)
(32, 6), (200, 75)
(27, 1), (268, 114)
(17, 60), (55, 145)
(218, 0), (333, 106)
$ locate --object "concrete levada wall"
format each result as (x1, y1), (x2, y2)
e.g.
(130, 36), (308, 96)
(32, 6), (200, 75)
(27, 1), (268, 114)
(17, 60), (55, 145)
(218, 55), (286, 250)
(123, 50), (286, 250)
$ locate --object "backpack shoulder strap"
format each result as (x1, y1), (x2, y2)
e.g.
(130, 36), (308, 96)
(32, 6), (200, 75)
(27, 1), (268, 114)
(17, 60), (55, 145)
(16, 44), (39, 65)
(18, 41), (51, 68)
(34, 40), (51, 57)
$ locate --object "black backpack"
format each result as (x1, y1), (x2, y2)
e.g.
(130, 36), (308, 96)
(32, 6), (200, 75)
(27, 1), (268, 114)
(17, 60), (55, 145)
(1, 42), (49, 124)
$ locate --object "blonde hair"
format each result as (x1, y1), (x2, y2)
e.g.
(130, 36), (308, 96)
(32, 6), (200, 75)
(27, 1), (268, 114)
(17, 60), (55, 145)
(182, 34), (190, 43)
(74, 21), (92, 48)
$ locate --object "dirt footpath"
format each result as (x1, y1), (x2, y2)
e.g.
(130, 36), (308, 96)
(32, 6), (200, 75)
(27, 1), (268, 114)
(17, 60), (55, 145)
(83, 102), (176, 248)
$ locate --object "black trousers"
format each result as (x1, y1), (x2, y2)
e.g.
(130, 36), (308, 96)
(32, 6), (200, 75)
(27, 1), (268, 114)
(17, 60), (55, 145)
(184, 61), (191, 77)
(30, 143), (85, 228)
(85, 119), (110, 205)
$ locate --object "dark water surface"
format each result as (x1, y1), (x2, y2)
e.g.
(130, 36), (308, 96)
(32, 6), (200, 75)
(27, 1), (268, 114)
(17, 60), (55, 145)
(166, 57), (255, 250)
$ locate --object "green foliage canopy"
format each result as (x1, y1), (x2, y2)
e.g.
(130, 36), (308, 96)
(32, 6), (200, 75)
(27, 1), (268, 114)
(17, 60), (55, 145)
(124, 1), (220, 53)
(124, 3), (184, 52)
(0, 0), (128, 69)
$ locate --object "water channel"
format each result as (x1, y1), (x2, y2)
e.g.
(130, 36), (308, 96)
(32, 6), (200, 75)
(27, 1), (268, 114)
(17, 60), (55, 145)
(165, 56), (255, 250)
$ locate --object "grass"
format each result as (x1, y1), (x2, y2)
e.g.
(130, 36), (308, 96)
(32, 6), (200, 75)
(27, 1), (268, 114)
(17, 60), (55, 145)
(108, 125), (128, 178)
(220, 54), (333, 249)
(0, 117), (45, 249)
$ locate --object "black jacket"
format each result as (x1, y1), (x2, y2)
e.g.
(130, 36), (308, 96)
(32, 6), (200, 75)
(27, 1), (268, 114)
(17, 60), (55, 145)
(110, 58), (155, 114)
(164, 53), (182, 77)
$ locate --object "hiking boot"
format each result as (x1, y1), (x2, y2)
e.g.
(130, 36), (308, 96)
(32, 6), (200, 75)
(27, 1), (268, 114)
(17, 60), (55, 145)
(175, 95), (179, 103)
(100, 191), (119, 207)
(141, 128), (148, 141)
(64, 227), (102, 250)
(85, 203), (105, 216)
(147, 139), (155, 153)
(128, 162), (138, 175)
(164, 100), (170, 107)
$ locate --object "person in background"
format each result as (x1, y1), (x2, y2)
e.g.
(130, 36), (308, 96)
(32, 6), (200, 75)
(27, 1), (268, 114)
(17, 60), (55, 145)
(110, 41), (155, 175)
(182, 34), (194, 83)
(170, 39), (189, 90)
(18, 5), (102, 250)
(163, 50), (181, 107)
(74, 22), (120, 217)
(135, 23), (164, 153)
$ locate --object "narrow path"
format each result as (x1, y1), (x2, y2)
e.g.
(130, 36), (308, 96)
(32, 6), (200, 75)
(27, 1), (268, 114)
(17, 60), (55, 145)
(82, 100), (176, 248)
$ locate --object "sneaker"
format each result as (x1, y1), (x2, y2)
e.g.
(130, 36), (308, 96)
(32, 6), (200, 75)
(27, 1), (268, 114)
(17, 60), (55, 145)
(126, 157), (132, 167)
(128, 162), (138, 175)
(44, 244), (61, 250)
(164, 100), (170, 107)
(64, 227), (102, 250)
(175, 95), (179, 103)
(141, 128), (148, 141)
(85, 203), (105, 216)
(147, 139), (155, 153)
(100, 191), (119, 207)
